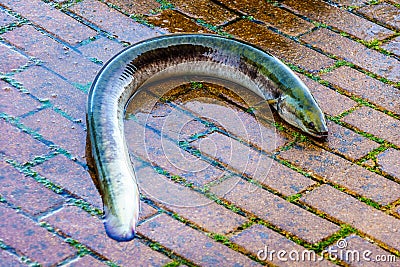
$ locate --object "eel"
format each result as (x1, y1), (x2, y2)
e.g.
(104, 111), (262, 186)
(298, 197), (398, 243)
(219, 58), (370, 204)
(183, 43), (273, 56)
(86, 33), (328, 242)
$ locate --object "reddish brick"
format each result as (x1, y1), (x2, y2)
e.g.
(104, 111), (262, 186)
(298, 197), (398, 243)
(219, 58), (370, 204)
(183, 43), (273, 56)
(70, 0), (161, 44)
(138, 213), (261, 266)
(138, 201), (158, 221)
(279, 143), (400, 205)
(219, 0), (314, 36)
(382, 36), (400, 57)
(321, 66), (400, 115)
(0, 0), (96, 44)
(32, 154), (102, 208)
(224, 20), (335, 72)
(231, 224), (336, 266)
(210, 178), (340, 243)
(0, 203), (75, 266)
(64, 255), (108, 267)
(0, 43), (29, 73)
(100, 0), (159, 15)
(20, 109), (86, 159)
(282, 0), (393, 41)
(78, 37), (125, 64)
(358, 3), (400, 30)
(44, 205), (171, 266)
(0, 9), (17, 27)
(376, 148), (400, 179)
(0, 80), (40, 117)
(137, 166), (247, 234)
(0, 249), (27, 267)
(342, 106), (400, 147)
(0, 120), (50, 163)
(2, 25), (100, 84)
(301, 28), (400, 82)
(300, 185), (400, 251)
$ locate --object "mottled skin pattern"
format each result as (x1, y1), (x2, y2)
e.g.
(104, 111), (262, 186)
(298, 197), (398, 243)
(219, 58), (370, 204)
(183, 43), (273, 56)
(87, 34), (328, 242)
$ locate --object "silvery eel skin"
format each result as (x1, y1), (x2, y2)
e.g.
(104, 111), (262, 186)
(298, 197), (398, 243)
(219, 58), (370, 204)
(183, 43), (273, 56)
(87, 34), (328, 242)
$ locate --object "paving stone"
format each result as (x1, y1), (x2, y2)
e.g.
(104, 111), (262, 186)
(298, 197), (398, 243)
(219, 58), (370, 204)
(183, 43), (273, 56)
(2, 25), (100, 84)
(342, 106), (400, 147)
(0, 80), (40, 117)
(13, 66), (87, 122)
(137, 166), (247, 234)
(20, 108), (86, 159)
(0, 249), (28, 267)
(328, 0), (367, 7)
(382, 36), (400, 57)
(224, 20), (335, 72)
(104, 0), (159, 15)
(138, 201), (158, 221)
(300, 185), (400, 251)
(0, 203), (75, 266)
(64, 255), (109, 267)
(0, 42), (29, 74)
(138, 213), (261, 266)
(0, 9), (17, 27)
(44, 205), (171, 267)
(0, 119), (50, 163)
(327, 234), (399, 266)
(282, 0), (394, 41)
(219, 0), (314, 36)
(231, 224), (336, 266)
(70, 0), (162, 44)
(301, 28), (400, 82)
(376, 148), (400, 179)
(358, 3), (400, 30)
(210, 178), (340, 243)
(32, 154), (102, 208)
(78, 37), (125, 64)
(278, 143), (400, 205)
(0, 0), (96, 44)
(321, 66), (400, 115)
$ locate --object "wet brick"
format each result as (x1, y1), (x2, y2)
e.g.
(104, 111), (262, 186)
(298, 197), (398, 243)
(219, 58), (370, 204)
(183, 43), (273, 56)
(137, 166), (247, 234)
(32, 154), (102, 208)
(0, 249), (28, 267)
(0, 43), (29, 74)
(358, 3), (400, 30)
(231, 224), (336, 266)
(301, 28), (400, 82)
(382, 36), (400, 57)
(300, 185), (400, 251)
(138, 213), (261, 266)
(321, 66), (400, 115)
(44, 205), (172, 267)
(219, 0), (314, 36)
(279, 143), (400, 205)
(282, 0), (393, 41)
(78, 37), (125, 64)
(224, 20), (335, 72)
(0, 203), (75, 266)
(210, 178), (340, 243)
(0, 9), (17, 27)
(64, 255), (109, 267)
(0, 0), (96, 44)
(70, 0), (162, 44)
(376, 148), (400, 179)
(104, 0), (159, 15)
(342, 106), (400, 147)
(0, 119), (50, 164)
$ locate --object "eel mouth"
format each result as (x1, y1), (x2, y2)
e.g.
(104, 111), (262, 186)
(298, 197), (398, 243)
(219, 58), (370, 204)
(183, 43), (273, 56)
(308, 130), (329, 139)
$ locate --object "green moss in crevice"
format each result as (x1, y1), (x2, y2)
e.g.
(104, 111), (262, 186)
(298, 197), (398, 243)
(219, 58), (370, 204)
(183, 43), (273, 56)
(65, 238), (92, 257)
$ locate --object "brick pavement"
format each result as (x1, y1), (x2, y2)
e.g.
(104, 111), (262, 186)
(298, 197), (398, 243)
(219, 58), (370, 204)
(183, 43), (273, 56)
(0, 0), (399, 266)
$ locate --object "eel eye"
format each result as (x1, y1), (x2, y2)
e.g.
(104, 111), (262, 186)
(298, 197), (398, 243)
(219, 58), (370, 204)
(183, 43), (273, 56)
(308, 122), (315, 128)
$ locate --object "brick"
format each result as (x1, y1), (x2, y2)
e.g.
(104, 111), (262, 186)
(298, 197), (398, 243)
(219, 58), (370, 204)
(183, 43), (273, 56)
(282, 0), (393, 41)
(20, 109), (86, 159)
(342, 106), (400, 147)
(137, 166), (247, 234)
(300, 185), (400, 251)
(0, 249), (27, 267)
(32, 154), (102, 208)
(0, 9), (17, 27)
(321, 66), (400, 115)
(358, 3), (400, 30)
(0, 0), (96, 44)
(224, 20), (335, 72)
(219, 0), (314, 36)
(0, 119), (49, 163)
(313, 120), (380, 161)
(70, 0), (161, 44)
(2, 25), (100, 84)
(192, 132), (315, 196)
(0, 203), (75, 266)
(170, 0), (237, 26)
(44, 205), (171, 267)
(138, 201), (158, 221)
(231, 224), (336, 266)
(0, 43), (29, 73)
(138, 213), (261, 266)
(64, 255), (108, 267)
(210, 178), (340, 243)
(0, 80), (40, 117)
(327, 234), (399, 266)
(328, 0), (367, 7)
(382, 36), (400, 57)
(13, 66), (87, 122)
(0, 160), (64, 216)
(301, 28), (400, 82)
(78, 37), (125, 64)
(103, 0), (159, 15)
(376, 148), (400, 179)
(279, 143), (400, 205)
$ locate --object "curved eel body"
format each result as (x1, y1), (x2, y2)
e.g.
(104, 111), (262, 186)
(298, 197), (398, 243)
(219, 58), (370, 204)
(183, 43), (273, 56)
(87, 33), (328, 242)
